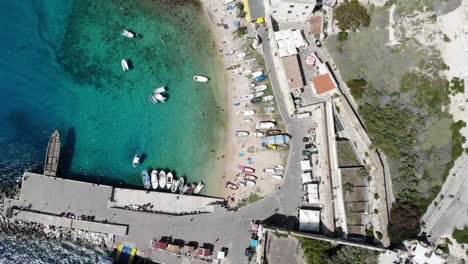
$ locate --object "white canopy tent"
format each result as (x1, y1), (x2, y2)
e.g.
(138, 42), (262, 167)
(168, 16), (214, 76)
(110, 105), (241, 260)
(307, 183), (319, 204)
(300, 160), (311, 171)
(299, 209), (320, 232)
(301, 172), (313, 184)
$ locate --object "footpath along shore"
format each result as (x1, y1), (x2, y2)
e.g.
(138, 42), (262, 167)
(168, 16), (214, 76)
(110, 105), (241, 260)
(200, 0), (287, 205)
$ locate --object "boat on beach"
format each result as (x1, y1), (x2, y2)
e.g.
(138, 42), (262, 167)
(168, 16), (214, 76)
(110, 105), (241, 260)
(250, 97), (262, 104)
(194, 182), (205, 194)
(253, 131), (264, 138)
(243, 70), (253, 75)
(166, 172), (173, 189)
(237, 110), (255, 116)
(247, 58), (257, 64)
(132, 154), (141, 168)
(181, 184), (190, 194)
(154, 86), (166, 94)
(274, 164), (285, 170)
(245, 180), (256, 187)
(252, 70), (263, 78)
(171, 179), (179, 193)
(239, 165), (255, 173)
(240, 94), (254, 100)
(236, 131), (249, 137)
(248, 83), (256, 88)
(178, 177), (185, 193)
(226, 182), (239, 190)
(244, 174), (257, 181)
(122, 60), (130, 71)
(238, 181), (246, 188)
(237, 52), (247, 59)
(254, 75), (267, 82)
(243, 118), (253, 123)
(263, 168), (276, 173)
(158, 170), (167, 189)
(253, 85), (267, 92)
(44, 130), (61, 177)
(271, 174), (283, 180)
(256, 122), (276, 130)
(264, 106), (275, 112)
(253, 91), (264, 97)
(151, 170), (159, 189)
(262, 95), (274, 102)
(193, 75), (210, 82)
(186, 183), (196, 194)
(266, 129), (281, 136)
(142, 170), (151, 189)
(121, 29), (135, 38)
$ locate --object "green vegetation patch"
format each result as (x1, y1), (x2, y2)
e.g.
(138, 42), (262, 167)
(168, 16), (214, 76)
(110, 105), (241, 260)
(237, 193), (262, 207)
(334, 0), (371, 31)
(337, 141), (361, 167)
(346, 79), (367, 99)
(452, 228), (468, 244)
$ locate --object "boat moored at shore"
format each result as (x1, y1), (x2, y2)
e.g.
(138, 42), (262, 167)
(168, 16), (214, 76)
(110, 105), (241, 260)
(142, 170), (151, 189)
(194, 182), (205, 194)
(158, 170), (167, 189)
(151, 170), (159, 189)
(44, 130), (61, 177)
(193, 75), (209, 82)
(166, 172), (173, 189)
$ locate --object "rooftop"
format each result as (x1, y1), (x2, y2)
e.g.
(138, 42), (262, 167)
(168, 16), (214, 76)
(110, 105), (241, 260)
(311, 73), (337, 95)
(308, 16), (322, 35)
(281, 55), (305, 90)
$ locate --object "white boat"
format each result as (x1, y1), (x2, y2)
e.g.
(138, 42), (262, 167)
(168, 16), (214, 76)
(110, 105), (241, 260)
(256, 122), (276, 130)
(245, 180), (256, 187)
(263, 168), (275, 173)
(178, 177), (185, 193)
(121, 29), (135, 38)
(271, 174), (283, 180)
(274, 164), (285, 170)
(194, 182), (205, 194)
(237, 110), (255, 116)
(142, 170), (151, 189)
(154, 93), (166, 102)
(238, 181), (246, 187)
(264, 106), (275, 112)
(151, 170), (159, 189)
(254, 85), (267, 92)
(227, 50), (235, 56)
(243, 118), (253, 123)
(132, 154), (141, 167)
(247, 58), (257, 64)
(236, 131), (249, 137)
(158, 170), (167, 189)
(193, 75), (210, 82)
(122, 60), (130, 71)
(253, 132), (264, 138)
(241, 94), (254, 100)
(181, 184), (190, 194)
(253, 91), (264, 97)
(244, 174), (257, 181)
(243, 70), (253, 75)
(237, 52), (247, 58)
(262, 95), (274, 102)
(154, 86), (166, 94)
(248, 83), (255, 88)
(171, 179), (179, 193)
(226, 182), (239, 190)
(166, 172), (173, 189)
(252, 70), (263, 78)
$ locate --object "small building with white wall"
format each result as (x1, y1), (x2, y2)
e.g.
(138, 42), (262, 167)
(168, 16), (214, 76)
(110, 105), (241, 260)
(269, 0), (317, 22)
(299, 208), (320, 232)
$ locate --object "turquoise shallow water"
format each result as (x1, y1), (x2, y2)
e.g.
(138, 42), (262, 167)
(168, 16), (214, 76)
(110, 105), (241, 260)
(0, 0), (226, 190)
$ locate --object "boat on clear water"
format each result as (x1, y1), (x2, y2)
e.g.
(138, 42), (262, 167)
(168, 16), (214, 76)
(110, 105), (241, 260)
(241, 94), (254, 100)
(252, 70), (263, 78)
(122, 59), (130, 71)
(239, 165), (255, 173)
(236, 131), (249, 137)
(121, 29), (135, 38)
(264, 106), (275, 112)
(253, 131), (264, 138)
(142, 170), (151, 189)
(244, 174), (257, 181)
(154, 93), (166, 102)
(193, 75), (209, 82)
(158, 170), (167, 189)
(194, 182), (205, 194)
(151, 170), (159, 189)
(237, 110), (255, 116)
(44, 130), (61, 177)
(166, 172), (173, 189)
(226, 182), (239, 190)
(248, 83), (255, 88)
(171, 179), (179, 193)
(253, 91), (264, 97)
(245, 180), (256, 187)
(154, 86), (166, 94)
(178, 177), (185, 193)
(262, 95), (274, 102)
(132, 154), (141, 168)
(256, 121), (276, 130)
(253, 85), (267, 92)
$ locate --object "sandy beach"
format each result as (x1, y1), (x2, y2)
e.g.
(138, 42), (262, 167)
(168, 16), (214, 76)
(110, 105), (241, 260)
(200, 0), (288, 205)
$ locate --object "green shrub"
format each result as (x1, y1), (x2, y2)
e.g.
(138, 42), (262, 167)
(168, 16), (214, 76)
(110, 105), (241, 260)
(337, 31), (348, 41)
(334, 0), (370, 31)
(452, 228), (468, 244)
(346, 79), (367, 99)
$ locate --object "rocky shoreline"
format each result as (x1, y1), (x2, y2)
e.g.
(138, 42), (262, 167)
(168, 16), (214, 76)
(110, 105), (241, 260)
(0, 185), (112, 252)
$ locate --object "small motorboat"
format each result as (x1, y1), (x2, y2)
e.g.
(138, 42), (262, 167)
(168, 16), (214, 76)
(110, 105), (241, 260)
(262, 95), (274, 102)
(250, 97), (262, 104)
(245, 180), (256, 187)
(256, 122), (276, 130)
(253, 91), (264, 97)
(150, 95), (159, 104)
(194, 182), (205, 194)
(243, 70), (253, 75)
(178, 177), (185, 193)
(254, 85), (267, 92)
(193, 75), (210, 82)
(227, 50), (235, 56)
(238, 181), (246, 187)
(271, 174), (283, 180)
(186, 183), (197, 194)
(154, 86), (166, 94)
(248, 83), (256, 88)
(236, 131), (249, 137)
(153, 93), (166, 102)
(263, 168), (276, 173)
(274, 164), (285, 170)
(244, 174), (257, 181)
(264, 106), (275, 112)
(158, 170), (167, 189)
(141, 170), (151, 189)
(237, 52), (247, 59)
(151, 170), (159, 189)
(254, 75), (267, 82)
(226, 182), (239, 190)
(241, 94), (254, 100)
(239, 165), (255, 173)
(171, 179), (179, 193)
(252, 70), (263, 78)
(236, 110), (255, 116)
(132, 154), (141, 167)
(122, 29), (135, 38)
(266, 129), (281, 136)
(166, 172), (173, 189)
(181, 184), (190, 194)
(253, 132), (264, 138)
(243, 118), (253, 123)
(122, 60), (130, 71)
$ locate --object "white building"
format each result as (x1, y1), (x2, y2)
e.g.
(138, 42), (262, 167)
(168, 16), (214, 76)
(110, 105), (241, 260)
(299, 208), (320, 232)
(270, 0), (317, 22)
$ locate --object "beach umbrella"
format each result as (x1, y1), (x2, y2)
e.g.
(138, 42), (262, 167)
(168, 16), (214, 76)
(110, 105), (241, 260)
(233, 21), (240, 27)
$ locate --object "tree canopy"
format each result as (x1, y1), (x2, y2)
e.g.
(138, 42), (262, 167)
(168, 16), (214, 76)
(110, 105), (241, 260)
(334, 0), (371, 31)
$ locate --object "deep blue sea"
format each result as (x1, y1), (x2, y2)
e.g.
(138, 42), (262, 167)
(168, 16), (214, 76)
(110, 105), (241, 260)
(0, 0), (226, 262)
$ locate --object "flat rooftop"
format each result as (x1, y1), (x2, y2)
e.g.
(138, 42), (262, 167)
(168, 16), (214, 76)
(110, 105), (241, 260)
(281, 55), (305, 90)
